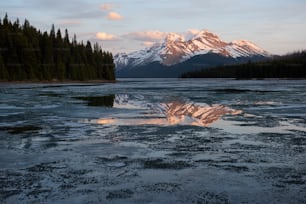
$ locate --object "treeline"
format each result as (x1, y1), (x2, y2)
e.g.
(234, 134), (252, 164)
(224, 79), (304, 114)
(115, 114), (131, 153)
(181, 51), (306, 79)
(0, 14), (115, 81)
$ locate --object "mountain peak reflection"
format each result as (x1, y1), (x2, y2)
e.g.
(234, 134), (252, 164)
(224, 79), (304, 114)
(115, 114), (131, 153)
(87, 94), (242, 127)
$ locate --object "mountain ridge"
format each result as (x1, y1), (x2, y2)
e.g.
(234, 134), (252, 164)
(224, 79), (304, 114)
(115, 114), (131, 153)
(115, 29), (270, 77)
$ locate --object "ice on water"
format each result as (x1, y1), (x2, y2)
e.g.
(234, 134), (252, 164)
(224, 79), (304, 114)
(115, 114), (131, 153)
(0, 79), (306, 203)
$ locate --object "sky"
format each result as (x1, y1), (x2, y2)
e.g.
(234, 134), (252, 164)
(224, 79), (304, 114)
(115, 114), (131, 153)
(1, 0), (306, 55)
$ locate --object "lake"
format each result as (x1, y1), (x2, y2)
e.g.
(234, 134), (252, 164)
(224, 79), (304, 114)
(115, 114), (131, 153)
(1, 79), (306, 203)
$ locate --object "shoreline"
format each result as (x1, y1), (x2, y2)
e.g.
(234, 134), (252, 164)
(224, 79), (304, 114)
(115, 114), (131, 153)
(0, 79), (117, 85)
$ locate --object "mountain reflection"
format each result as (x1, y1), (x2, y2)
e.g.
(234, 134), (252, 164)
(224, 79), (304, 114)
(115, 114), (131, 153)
(164, 102), (241, 126)
(92, 94), (242, 127)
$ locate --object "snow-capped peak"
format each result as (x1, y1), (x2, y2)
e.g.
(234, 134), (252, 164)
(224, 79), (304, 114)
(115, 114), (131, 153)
(114, 29), (270, 69)
(192, 30), (219, 40)
(165, 32), (184, 42)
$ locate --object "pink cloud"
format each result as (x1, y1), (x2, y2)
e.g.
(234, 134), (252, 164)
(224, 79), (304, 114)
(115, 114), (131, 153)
(107, 11), (123, 20)
(96, 32), (117, 40)
(100, 3), (113, 11)
(124, 31), (167, 41)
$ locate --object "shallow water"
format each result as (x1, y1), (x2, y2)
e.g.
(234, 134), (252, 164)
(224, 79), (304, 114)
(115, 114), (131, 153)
(1, 79), (306, 203)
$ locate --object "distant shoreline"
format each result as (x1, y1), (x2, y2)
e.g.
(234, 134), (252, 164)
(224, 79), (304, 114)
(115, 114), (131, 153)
(0, 79), (117, 84)
(181, 77), (306, 80)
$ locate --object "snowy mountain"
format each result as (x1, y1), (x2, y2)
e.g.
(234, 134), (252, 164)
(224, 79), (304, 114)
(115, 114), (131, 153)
(115, 30), (270, 77)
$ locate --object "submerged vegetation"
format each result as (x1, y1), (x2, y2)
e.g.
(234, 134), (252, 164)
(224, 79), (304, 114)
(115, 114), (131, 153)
(181, 51), (306, 79)
(0, 14), (115, 81)
(0, 125), (42, 134)
(75, 95), (115, 107)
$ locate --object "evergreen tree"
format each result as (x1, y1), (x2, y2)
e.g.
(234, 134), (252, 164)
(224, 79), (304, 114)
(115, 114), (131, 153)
(50, 24), (56, 40)
(64, 29), (69, 45)
(3, 13), (9, 28)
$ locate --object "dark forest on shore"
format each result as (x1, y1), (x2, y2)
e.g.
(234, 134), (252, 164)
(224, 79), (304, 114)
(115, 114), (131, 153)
(0, 14), (115, 81)
(181, 51), (306, 79)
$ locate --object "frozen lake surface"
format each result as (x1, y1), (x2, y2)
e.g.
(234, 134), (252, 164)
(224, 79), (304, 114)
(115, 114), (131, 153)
(1, 79), (306, 203)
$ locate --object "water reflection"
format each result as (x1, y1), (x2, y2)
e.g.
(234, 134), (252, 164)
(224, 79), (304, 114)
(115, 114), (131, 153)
(88, 94), (242, 127)
(164, 102), (242, 126)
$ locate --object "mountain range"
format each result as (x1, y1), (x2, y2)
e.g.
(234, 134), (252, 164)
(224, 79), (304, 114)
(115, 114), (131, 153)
(115, 30), (270, 78)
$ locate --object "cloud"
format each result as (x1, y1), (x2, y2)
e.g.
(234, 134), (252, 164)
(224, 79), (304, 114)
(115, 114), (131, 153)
(186, 29), (201, 35)
(106, 11), (123, 20)
(124, 31), (167, 41)
(184, 29), (203, 40)
(100, 3), (123, 21)
(96, 32), (117, 40)
(100, 3), (114, 11)
(142, 41), (156, 47)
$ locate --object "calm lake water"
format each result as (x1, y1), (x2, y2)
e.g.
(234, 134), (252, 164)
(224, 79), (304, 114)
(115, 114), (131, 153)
(1, 79), (306, 203)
